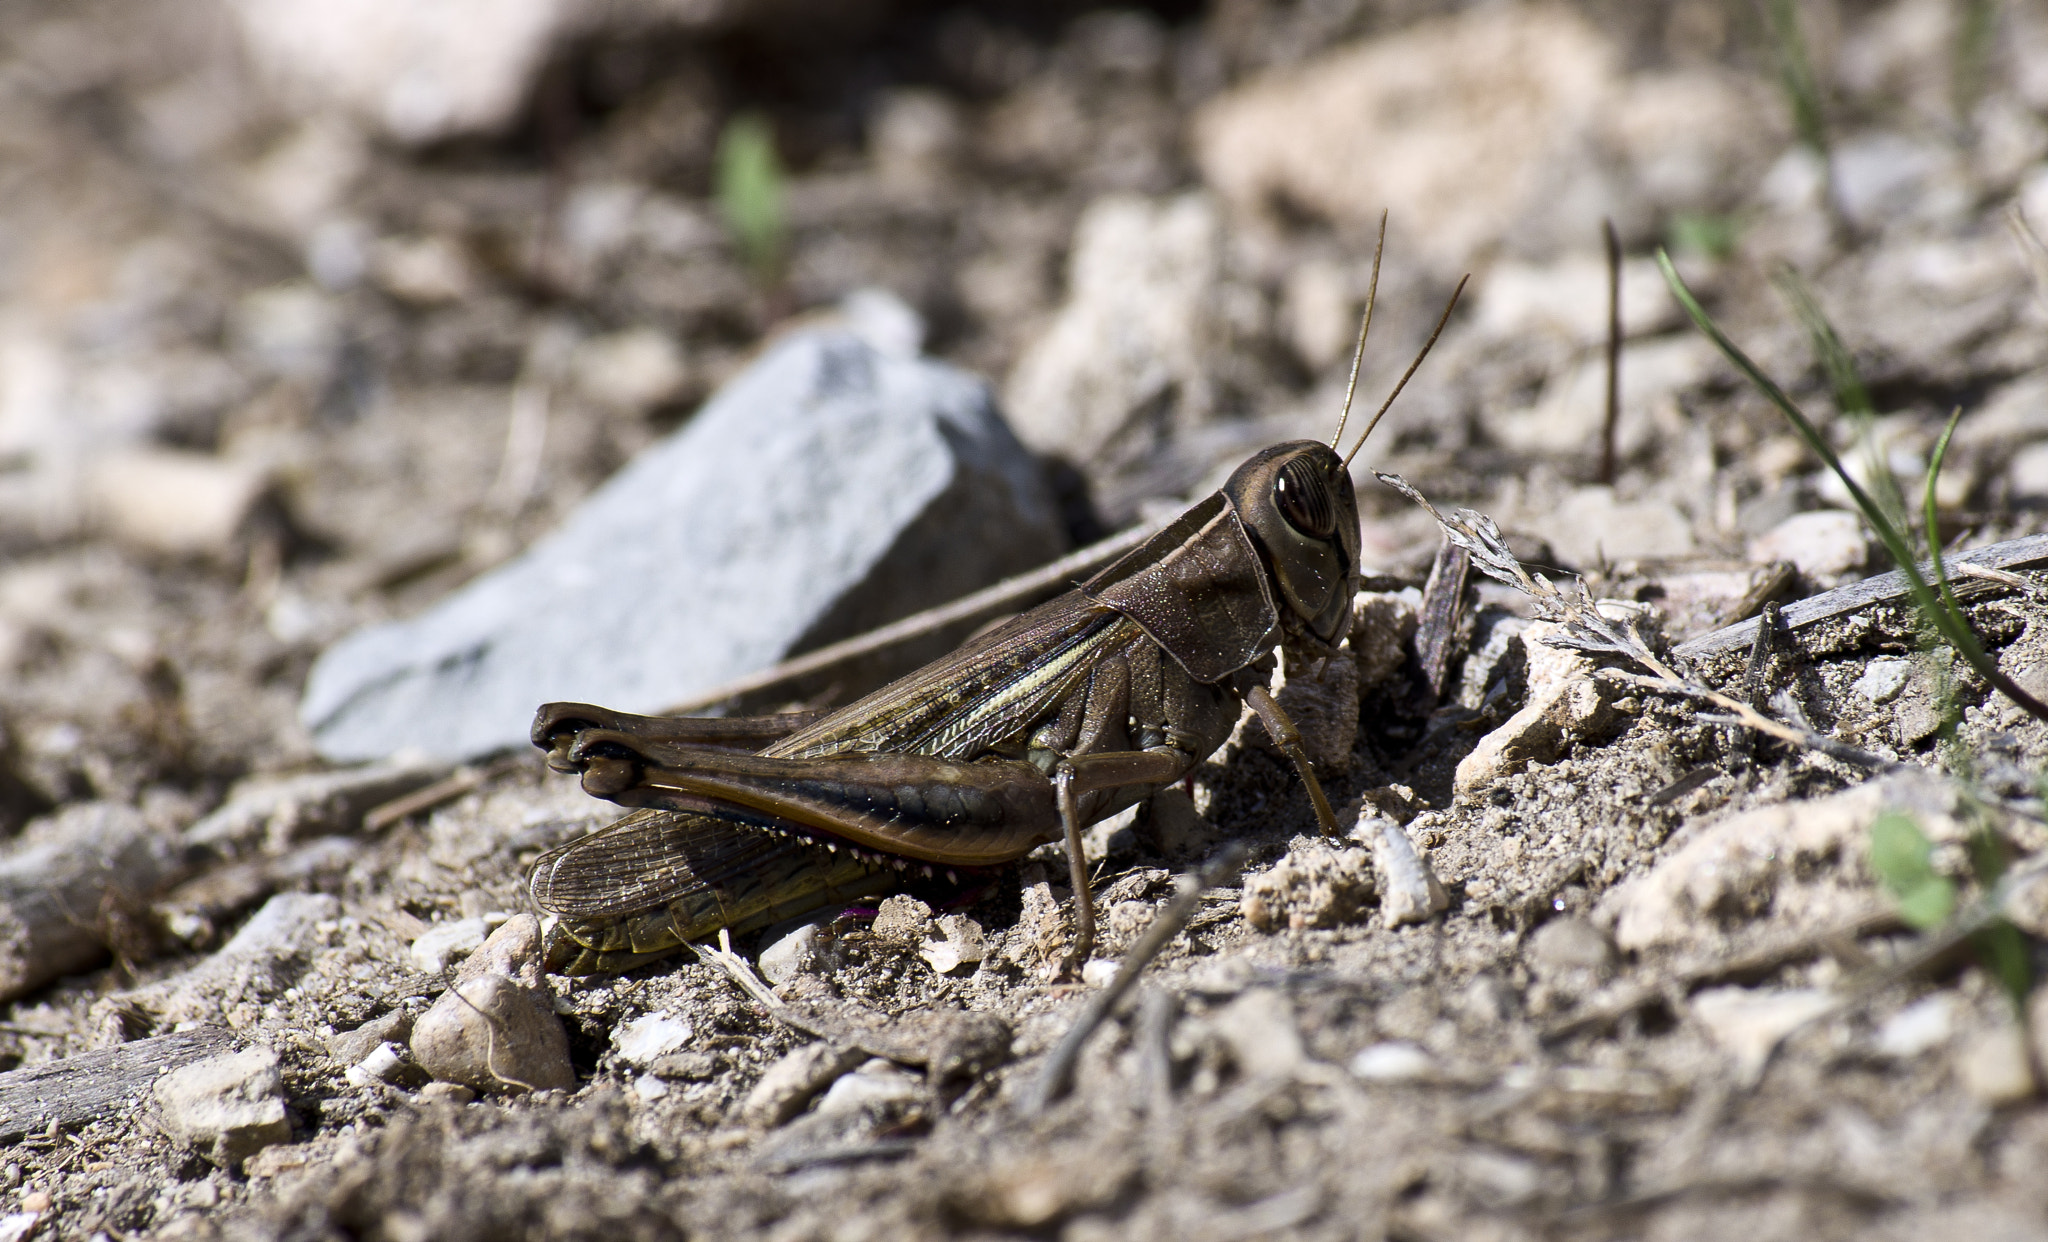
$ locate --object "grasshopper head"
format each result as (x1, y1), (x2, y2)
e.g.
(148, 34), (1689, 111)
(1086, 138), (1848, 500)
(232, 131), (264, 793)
(1224, 441), (1360, 649)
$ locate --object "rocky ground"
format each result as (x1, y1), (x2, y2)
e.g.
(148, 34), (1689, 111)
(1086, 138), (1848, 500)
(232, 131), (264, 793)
(4, 0), (2048, 1238)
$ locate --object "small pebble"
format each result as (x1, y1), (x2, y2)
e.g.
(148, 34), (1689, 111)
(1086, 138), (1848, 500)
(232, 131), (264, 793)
(418, 1082), (475, 1106)
(742, 1043), (866, 1128)
(343, 1041), (409, 1088)
(1748, 510), (1867, 581)
(870, 895), (936, 943)
(152, 1045), (293, 1169)
(1875, 995), (1955, 1058)
(813, 1059), (922, 1120)
(632, 1073), (670, 1102)
(758, 922), (826, 987)
(1208, 988), (1307, 1078)
(614, 1012), (694, 1068)
(409, 917), (492, 974)
(1080, 959), (1119, 989)
(1349, 1042), (1435, 1082)
(1692, 987), (1835, 1081)
(1852, 657), (1914, 706)
(1366, 816), (1448, 928)
(1527, 918), (1617, 975)
(410, 973), (575, 1095)
(919, 914), (987, 976)
(1959, 1025), (2036, 1105)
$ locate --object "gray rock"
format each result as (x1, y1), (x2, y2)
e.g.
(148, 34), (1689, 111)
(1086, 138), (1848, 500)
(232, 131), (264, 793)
(302, 330), (1063, 762)
(185, 759), (449, 855)
(1527, 917), (1617, 976)
(1852, 657), (1914, 706)
(152, 1045), (293, 1169)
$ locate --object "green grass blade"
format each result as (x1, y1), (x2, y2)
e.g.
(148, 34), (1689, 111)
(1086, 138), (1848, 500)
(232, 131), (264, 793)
(1658, 250), (2048, 726)
(1925, 406), (1967, 622)
(1775, 269), (1913, 555)
(717, 113), (787, 285)
(1763, 0), (1829, 158)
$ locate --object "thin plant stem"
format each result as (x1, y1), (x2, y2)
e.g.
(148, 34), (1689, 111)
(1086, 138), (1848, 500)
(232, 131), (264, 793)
(1658, 250), (2048, 726)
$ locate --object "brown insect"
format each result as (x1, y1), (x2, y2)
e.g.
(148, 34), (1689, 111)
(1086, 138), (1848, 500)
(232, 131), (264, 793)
(529, 247), (1464, 977)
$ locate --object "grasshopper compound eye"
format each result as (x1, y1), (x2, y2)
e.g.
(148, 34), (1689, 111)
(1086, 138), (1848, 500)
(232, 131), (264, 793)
(1273, 456), (1337, 539)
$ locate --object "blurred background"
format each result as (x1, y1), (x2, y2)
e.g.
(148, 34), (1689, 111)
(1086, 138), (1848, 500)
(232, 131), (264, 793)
(0, 0), (2045, 811)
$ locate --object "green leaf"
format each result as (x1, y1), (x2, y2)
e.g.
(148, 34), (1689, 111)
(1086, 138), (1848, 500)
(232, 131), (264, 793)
(1869, 811), (1956, 930)
(1972, 919), (2033, 1007)
(1667, 213), (1742, 260)
(1894, 877), (1956, 930)
(1869, 810), (1935, 888)
(717, 113), (787, 285)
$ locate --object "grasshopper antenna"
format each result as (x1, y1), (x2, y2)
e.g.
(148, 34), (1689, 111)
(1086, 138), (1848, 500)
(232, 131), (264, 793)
(1330, 210), (1388, 453)
(1343, 272), (1470, 471)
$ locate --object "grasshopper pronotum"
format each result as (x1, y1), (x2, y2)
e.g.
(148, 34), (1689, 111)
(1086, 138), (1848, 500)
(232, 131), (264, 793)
(528, 241), (1464, 977)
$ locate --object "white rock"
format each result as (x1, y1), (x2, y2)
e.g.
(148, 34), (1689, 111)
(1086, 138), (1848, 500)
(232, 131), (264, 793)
(614, 1012), (694, 1068)
(813, 1058), (922, 1120)
(1692, 987), (1836, 1081)
(1348, 1041), (1435, 1082)
(1602, 773), (1964, 952)
(1527, 918), (1616, 975)
(1364, 815), (1448, 928)
(1875, 994), (1955, 1058)
(1279, 259), (1358, 371)
(573, 328), (690, 413)
(1490, 340), (1710, 468)
(343, 1041), (409, 1088)
(1471, 254), (1680, 347)
(227, 0), (570, 144)
(1958, 1025), (2036, 1105)
(1193, 7), (1766, 275)
(1749, 510), (1869, 581)
(2009, 441), (2048, 501)
(409, 918), (493, 975)
(758, 922), (827, 988)
(1532, 484), (1698, 567)
(231, 284), (343, 383)
(838, 288), (926, 361)
(153, 1045), (293, 1169)
(1208, 989), (1307, 1079)
(1003, 193), (1221, 458)
(1080, 959), (1120, 989)
(1830, 132), (1958, 230)
(370, 235), (474, 305)
(919, 914), (988, 976)
(1454, 620), (1616, 795)
(1852, 657), (1915, 706)
(632, 1073), (670, 1102)
(86, 450), (275, 560)
(870, 90), (963, 190)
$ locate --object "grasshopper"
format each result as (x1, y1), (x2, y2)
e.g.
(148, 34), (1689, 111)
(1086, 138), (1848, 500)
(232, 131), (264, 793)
(528, 256), (1464, 977)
